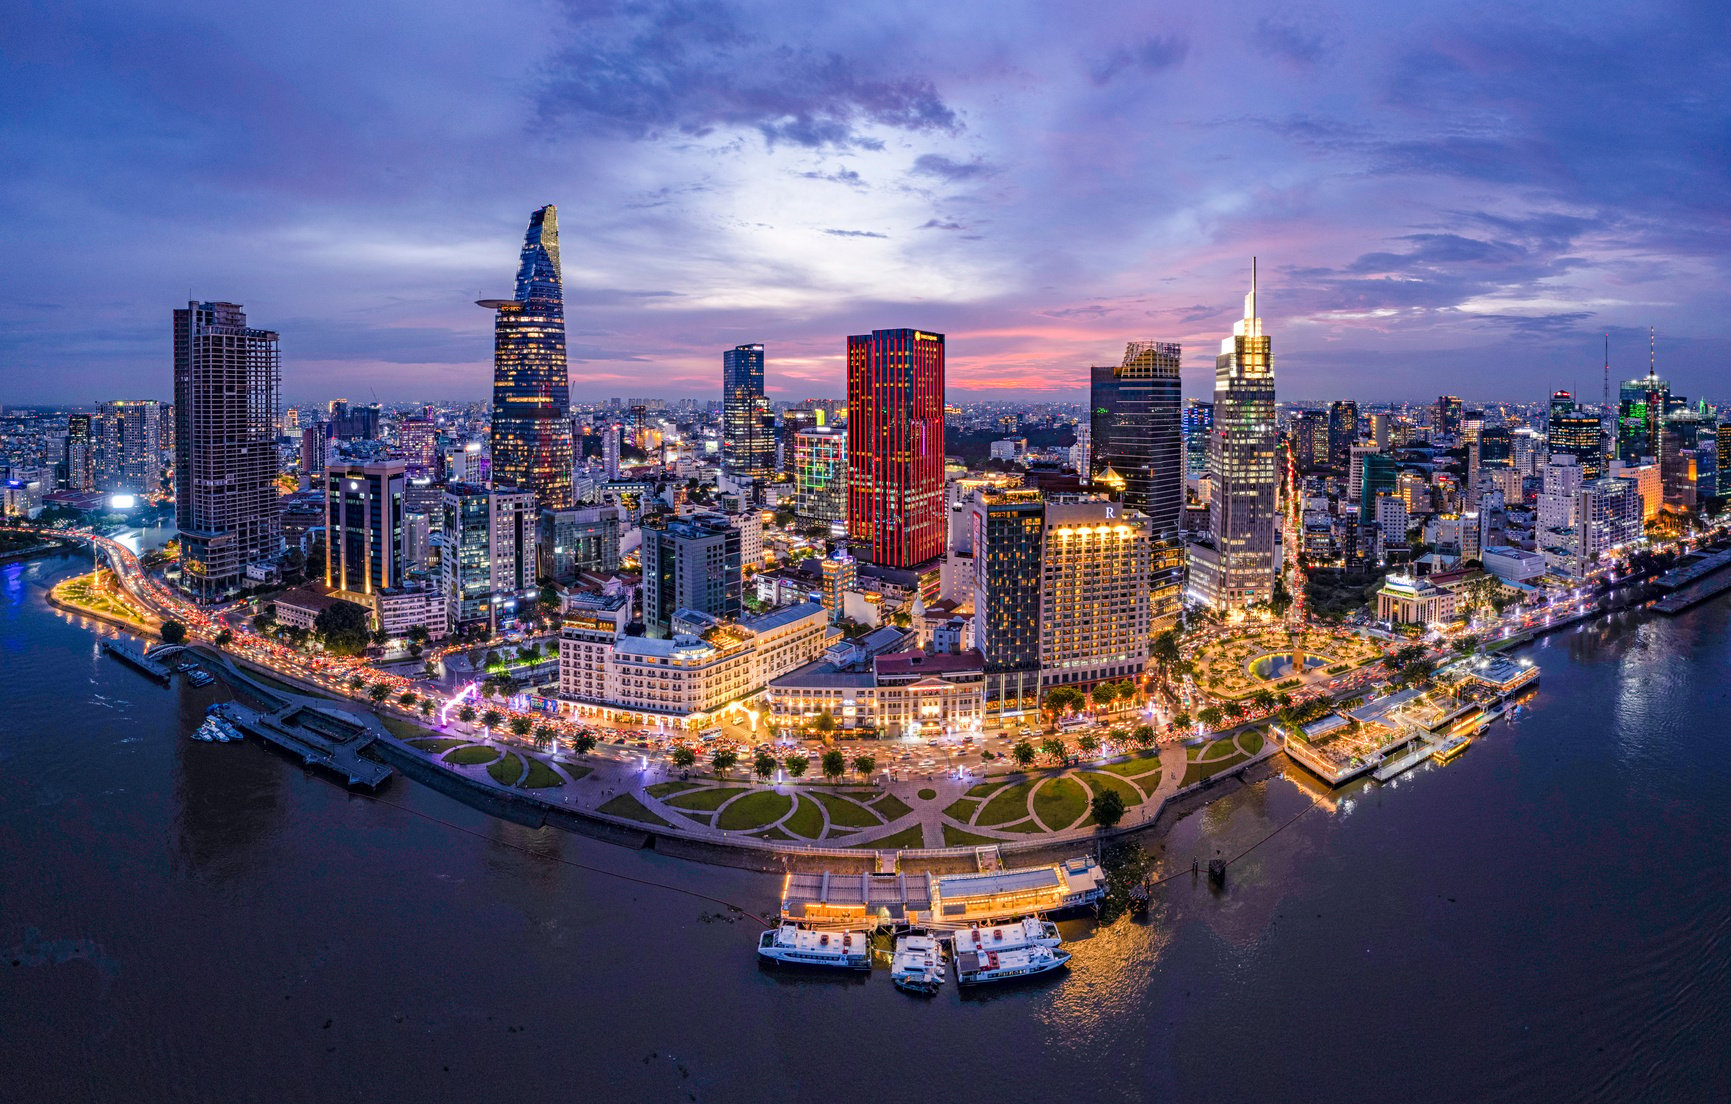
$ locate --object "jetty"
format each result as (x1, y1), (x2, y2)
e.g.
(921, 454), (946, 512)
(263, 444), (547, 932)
(779, 856), (1105, 930)
(101, 638), (171, 683)
(213, 702), (393, 790)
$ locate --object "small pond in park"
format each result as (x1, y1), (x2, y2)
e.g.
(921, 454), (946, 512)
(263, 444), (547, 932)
(1250, 653), (1329, 680)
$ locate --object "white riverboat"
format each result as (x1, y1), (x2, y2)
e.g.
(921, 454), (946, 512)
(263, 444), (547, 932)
(954, 943), (1071, 987)
(890, 934), (945, 995)
(756, 924), (871, 971)
(950, 917), (1060, 955)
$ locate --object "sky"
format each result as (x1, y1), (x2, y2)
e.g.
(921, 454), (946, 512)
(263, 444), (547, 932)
(2, 0), (1728, 406)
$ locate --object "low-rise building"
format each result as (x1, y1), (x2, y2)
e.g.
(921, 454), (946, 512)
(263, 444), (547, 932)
(1375, 573), (1456, 626)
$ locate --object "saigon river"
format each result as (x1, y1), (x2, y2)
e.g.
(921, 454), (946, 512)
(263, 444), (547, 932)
(3, 549), (1729, 1103)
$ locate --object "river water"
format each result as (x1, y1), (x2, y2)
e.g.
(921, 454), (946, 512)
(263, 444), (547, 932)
(3, 551), (1728, 1103)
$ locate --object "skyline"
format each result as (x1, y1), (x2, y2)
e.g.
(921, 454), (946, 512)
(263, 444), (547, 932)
(4, 1), (1728, 405)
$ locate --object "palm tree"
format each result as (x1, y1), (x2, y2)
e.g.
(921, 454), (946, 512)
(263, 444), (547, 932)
(418, 698), (434, 719)
(348, 674), (366, 692)
(821, 750), (846, 781)
(480, 708), (503, 731)
(1011, 740), (1036, 768)
(784, 754), (809, 778)
(457, 704), (477, 725)
(851, 754), (876, 779)
(368, 682), (390, 703)
(572, 733), (597, 755)
(711, 748), (739, 774)
(754, 752), (777, 781)
(533, 724), (555, 751)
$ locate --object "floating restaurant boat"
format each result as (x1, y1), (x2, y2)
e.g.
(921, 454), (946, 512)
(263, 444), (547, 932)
(950, 917), (1060, 954)
(890, 934), (945, 995)
(954, 943), (1071, 987)
(756, 924), (871, 971)
(778, 857), (1105, 928)
(1431, 735), (1470, 763)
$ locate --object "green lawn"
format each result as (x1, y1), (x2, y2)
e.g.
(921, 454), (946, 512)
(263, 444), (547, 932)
(1241, 730), (1266, 756)
(1031, 777), (1088, 830)
(597, 794), (671, 828)
(965, 781), (1001, 799)
(559, 763), (593, 781)
(1098, 753), (1163, 779)
(943, 825), (1000, 847)
(943, 796), (982, 822)
(666, 786), (750, 811)
(645, 781), (695, 799)
(869, 793), (913, 822)
(812, 790), (881, 828)
(977, 778), (1041, 826)
(1079, 771), (1143, 810)
(851, 824), (926, 849)
(783, 796), (826, 839)
(406, 738), (470, 753)
(487, 752), (525, 786)
(1188, 738), (1240, 762)
(716, 790), (793, 831)
(520, 756), (564, 788)
(443, 745), (500, 766)
(756, 826), (795, 841)
(999, 819), (1048, 834)
(1182, 749), (1251, 788)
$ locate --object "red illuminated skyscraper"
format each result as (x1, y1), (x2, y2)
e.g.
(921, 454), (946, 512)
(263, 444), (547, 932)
(846, 328), (945, 567)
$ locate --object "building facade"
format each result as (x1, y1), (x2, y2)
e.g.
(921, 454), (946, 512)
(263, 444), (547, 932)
(440, 482), (535, 629)
(1037, 500), (1151, 688)
(324, 459), (407, 598)
(722, 343), (775, 481)
(794, 425), (847, 525)
(481, 205), (575, 510)
(640, 513), (743, 636)
(95, 400), (162, 495)
(846, 328), (945, 567)
(1089, 341), (1184, 624)
(173, 301), (282, 602)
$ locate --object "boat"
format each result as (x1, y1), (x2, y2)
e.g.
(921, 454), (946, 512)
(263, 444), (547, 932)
(756, 924), (871, 971)
(890, 934), (945, 995)
(1431, 736), (1470, 763)
(191, 721), (216, 742)
(185, 670), (214, 687)
(209, 716), (243, 742)
(951, 917), (1061, 955)
(954, 943), (1071, 986)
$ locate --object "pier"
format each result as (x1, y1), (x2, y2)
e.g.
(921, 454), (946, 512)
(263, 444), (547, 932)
(1654, 570), (1731, 614)
(214, 702), (394, 790)
(779, 856), (1105, 929)
(101, 638), (171, 683)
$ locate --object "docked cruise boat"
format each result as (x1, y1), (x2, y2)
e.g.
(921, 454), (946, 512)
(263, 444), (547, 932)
(950, 917), (1060, 955)
(890, 934), (945, 995)
(954, 943), (1071, 986)
(756, 924), (871, 971)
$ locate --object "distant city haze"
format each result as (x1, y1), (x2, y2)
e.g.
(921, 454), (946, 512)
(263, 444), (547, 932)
(2, 1), (1725, 405)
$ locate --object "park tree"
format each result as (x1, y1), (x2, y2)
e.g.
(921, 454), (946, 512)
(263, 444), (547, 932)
(1224, 700), (1247, 720)
(1198, 706), (1224, 730)
(480, 709), (503, 730)
(671, 746), (697, 769)
(213, 629), (233, 648)
(314, 599), (372, 657)
(368, 682), (390, 703)
(1011, 740), (1036, 768)
(754, 752), (777, 781)
(712, 748), (739, 774)
(1040, 736), (1068, 765)
(573, 733), (598, 755)
(160, 619), (187, 645)
(1078, 733), (1100, 756)
(1131, 724), (1157, 749)
(1090, 789), (1127, 829)
(784, 753), (810, 778)
(509, 716), (532, 739)
(821, 750), (846, 781)
(457, 705), (478, 724)
(852, 754), (876, 779)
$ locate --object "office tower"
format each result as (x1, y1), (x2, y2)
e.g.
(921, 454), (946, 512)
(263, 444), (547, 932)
(1290, 410), (1329, 472)
(95, 400), (162, 494)
(971, 489), (1047, 723)
(1661, 412), (1718, 509)
(1434, 395), (1463, 437)
(538, 505), (622, 583)
(1347, 445), (1375, 503)
(628, 404), (650, 449)
(1088, 341), (1184, 622)
(1360, 451), (1398, 506)
(1369, 413), (1392, 451)
(722, 343), (774, 481)
(1478, 425), (1513, 463)
(1548, 394), (1604, 480)
(1038, 499), (1151, 688)
(440, 482), (536, 630)
(1618, 371), (1668, 462)
(299, 425), (328, 478)
(331, 404), (380, 440)
(397, 417), (437, 471)
(64, 413), (94, 492)
(1182, 400), (1213, 478)
(820, 547), (855, 623)
(793, 425), (847, 525)
(324, 459), (407, 597)
(173, 301), (282, 602)
(1397, 470), (1430, 515)
(846, 328), (945, 567)
(480, 205), (575, 510)
(639, 514), (743, 636)
(1327, 400), (1359, 468)
(1718, 424), (1731, 499)
(601, 422), (621, 479)
(1190, 263), (1277, 612)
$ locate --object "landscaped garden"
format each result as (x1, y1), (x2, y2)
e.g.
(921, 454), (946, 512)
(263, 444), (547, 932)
(1189, 625), (1386, 700)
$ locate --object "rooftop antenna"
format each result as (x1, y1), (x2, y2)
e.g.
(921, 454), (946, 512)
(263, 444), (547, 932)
(1649, 326), (1656, 379)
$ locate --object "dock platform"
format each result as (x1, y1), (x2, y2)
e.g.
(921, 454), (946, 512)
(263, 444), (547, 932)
(101, 638), (171, 682)
(215, 702), (394, 790)
(1654, 569), (1731, 615)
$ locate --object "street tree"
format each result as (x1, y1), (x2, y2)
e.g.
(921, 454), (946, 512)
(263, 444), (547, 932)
(784, 754), (810, 778)
(754, 752), (777, 781)
(1011, 740), (1036, 768)
(671, 746), (697, 769)
(1090, 789), (1126, 829)
(160, 619), (187, 645)
(711, 748), (739, 774)
(313, 599), (371, 657)
(852, 754), (876, 779)
(509, 716), (532, 739)
(821, 749), (846, 781)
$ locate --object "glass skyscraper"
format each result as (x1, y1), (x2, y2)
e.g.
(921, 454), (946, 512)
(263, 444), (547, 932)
(846, 328), (945, 567)
(1089, 341), (1185, 624)
(480, 205), (574, 510)
(722, 343), (774, 480)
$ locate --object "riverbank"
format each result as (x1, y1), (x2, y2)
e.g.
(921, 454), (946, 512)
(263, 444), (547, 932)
(46, 567), (160, 635)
